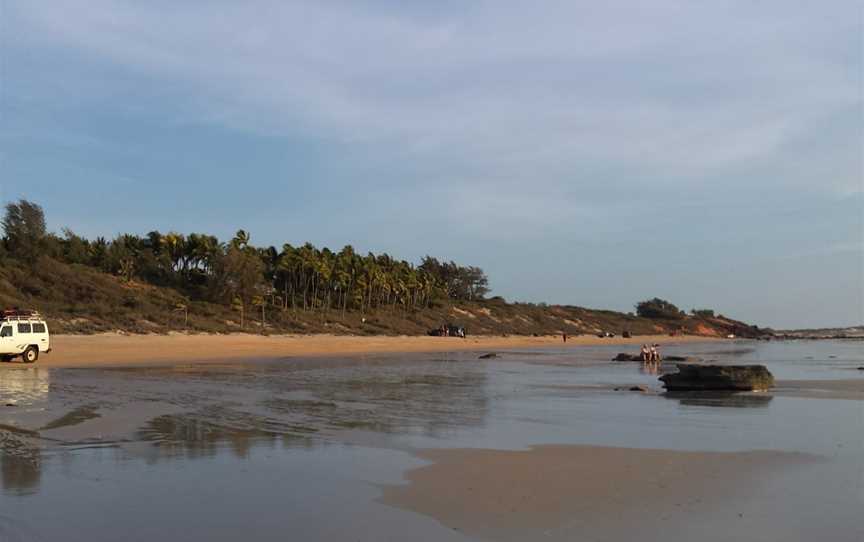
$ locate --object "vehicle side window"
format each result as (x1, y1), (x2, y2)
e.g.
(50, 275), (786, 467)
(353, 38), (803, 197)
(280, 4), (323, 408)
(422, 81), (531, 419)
(0, 326), (11, 337)
(32, 323), (46, 333)
(18, 323), (32, 333)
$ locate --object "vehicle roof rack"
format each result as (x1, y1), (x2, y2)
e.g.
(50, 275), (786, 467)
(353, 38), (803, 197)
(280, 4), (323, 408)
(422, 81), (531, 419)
(1, 309), (42, 322)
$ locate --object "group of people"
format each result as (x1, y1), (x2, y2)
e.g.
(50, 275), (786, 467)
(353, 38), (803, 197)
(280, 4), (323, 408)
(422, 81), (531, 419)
(432, 325), (466, 338)
(640, 343), (661, 363)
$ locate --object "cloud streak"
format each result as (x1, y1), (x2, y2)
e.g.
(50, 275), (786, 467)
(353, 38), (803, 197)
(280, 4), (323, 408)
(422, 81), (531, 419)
(8, 0), (861, 194)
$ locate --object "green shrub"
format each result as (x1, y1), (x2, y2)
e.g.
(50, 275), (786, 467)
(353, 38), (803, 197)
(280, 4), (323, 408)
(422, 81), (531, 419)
(635, 298), (683, 319)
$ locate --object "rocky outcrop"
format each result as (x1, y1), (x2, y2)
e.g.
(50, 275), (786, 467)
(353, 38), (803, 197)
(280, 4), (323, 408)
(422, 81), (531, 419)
(659, 364), (774, 391)
(478, 353), (499, 359)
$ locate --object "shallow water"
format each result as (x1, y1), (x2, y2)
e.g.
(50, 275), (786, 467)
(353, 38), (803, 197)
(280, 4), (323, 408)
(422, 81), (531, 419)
(0, 340), (862, 541)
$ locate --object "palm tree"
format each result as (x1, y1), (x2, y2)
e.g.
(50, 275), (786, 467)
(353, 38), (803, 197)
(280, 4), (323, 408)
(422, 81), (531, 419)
(232, 230), (250, 250)
(144, 231), (163, 255)
(163, 232), (186, 277)
(278, 243), (300, 311)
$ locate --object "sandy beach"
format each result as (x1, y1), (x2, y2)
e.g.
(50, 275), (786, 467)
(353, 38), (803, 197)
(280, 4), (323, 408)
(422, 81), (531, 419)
(37, 332), (718, 368)
(380, 445), (818, 542)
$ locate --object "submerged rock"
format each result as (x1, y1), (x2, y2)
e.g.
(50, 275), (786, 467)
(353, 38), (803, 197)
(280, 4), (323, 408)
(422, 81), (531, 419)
(613, 385), (648, 392)
(612, 353), (641, 362)
(659, 364), (774, 391)
(663, 355), (701, 362)
(664, 391), (774, 408)
(478, 353), (499, 359)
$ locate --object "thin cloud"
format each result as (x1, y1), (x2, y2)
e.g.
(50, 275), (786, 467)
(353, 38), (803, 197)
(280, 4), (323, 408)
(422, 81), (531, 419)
(7, 0), (860, 194)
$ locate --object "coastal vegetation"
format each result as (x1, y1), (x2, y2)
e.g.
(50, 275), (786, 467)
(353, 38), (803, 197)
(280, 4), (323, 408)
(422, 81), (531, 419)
(0, 200), (763, 337)
(635, 298), (684, 320)
(2, 200), (488, 313)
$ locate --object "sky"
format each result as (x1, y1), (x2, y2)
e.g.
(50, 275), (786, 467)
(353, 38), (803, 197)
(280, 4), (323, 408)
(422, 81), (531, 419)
(0, 0), (861, 329)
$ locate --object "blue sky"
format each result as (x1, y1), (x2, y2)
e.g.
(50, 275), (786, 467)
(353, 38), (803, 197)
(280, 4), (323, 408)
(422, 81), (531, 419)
(1, 0), (861, 328)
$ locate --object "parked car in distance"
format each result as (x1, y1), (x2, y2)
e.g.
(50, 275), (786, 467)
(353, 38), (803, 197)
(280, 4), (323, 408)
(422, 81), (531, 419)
(0, 309), (51, 363)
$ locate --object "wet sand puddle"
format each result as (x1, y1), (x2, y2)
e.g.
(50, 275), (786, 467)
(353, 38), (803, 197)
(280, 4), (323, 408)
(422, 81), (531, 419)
(0, 340), (861, 541)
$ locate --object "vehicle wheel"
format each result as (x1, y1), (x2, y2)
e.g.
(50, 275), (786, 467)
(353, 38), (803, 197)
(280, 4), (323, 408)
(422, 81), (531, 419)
(22, 347), (38, 363)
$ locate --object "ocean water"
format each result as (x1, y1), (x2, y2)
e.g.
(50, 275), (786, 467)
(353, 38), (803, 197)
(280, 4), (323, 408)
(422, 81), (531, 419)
(0, 340), (861, 541)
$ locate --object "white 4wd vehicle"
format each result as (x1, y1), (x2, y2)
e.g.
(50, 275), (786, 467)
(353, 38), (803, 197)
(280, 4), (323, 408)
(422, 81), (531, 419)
(0, 310), (51, 363)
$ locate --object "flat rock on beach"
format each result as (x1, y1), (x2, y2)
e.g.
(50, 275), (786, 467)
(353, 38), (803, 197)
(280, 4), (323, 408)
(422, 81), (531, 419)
(659, 364), (774, 391)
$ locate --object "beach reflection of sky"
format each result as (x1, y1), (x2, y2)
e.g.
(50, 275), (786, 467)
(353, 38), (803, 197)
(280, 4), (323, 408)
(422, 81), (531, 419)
(0, 340), (861, 541)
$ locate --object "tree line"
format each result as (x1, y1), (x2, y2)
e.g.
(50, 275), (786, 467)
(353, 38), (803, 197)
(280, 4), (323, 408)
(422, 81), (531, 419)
(1, 200), (490, 317)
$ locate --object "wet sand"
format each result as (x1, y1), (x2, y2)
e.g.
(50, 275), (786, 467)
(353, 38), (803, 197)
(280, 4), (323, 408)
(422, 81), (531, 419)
(380, 445), (818, 542)
(773, 379), (864, 400)
(39, 332), (716, 368)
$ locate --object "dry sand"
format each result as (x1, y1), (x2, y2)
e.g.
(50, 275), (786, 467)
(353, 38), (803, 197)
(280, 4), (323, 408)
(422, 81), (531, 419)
(36, 332), (717, 368)
(380, 445), (818, 542)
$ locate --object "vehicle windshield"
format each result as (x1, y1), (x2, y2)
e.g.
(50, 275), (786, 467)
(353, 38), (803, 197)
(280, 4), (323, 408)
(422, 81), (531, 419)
(0, 326), (12, 337)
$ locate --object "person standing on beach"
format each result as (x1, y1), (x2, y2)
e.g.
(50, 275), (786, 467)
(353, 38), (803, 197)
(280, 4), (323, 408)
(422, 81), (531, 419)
(563, 333), (567, 343)
(640, 344), (650, 362)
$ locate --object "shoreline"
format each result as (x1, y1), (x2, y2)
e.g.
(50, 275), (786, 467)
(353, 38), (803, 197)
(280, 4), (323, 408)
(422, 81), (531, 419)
(24, 332), (722, 369)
